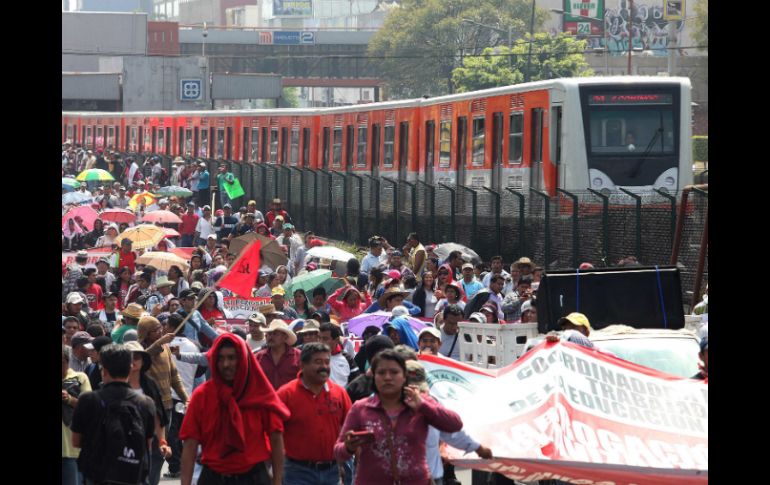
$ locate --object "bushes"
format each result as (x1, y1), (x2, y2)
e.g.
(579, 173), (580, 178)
(693, 136), (708, 162)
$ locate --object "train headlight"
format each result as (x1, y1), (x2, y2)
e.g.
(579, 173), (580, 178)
(665, 176), (675, 186)
(653, 168), (678, 192)
(593, 178), (603, 188)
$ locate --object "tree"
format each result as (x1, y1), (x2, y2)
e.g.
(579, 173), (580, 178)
(367, 0), (548, 98)
(693, 0), (708, 50)
(452, 33), (593, 93)
(279, 87), (300, 108)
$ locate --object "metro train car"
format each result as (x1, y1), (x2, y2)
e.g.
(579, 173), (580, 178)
(62, 76), (692, 197)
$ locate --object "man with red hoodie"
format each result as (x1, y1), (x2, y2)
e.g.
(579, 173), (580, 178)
(179, 334), (290, 485)
(265, 198), (292, 227)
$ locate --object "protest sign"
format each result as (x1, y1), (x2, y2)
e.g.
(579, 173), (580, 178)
(419, 341), (707, 485)
(223, 296), (272, 318)
(62, 249), (112, 267)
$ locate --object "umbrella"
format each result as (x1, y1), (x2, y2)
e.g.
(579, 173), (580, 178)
(62, 206), (99, 231)
(142, 210), (182, 224)
(76, 168), (114, 182)
(116, 224), (165, 250)
(62, 177), (80, 192)
(306, 246), (357, 263)
(136, 251), (190, 272)
(128, 192), (157, 210)
(161, 227), (181, 238)
(62, 191), (93, 206)
(346, 311), (428, 337)
(153, 186), (193, 198)
(171, 247), (195, 261)
(99, 208), (136, 225)
(230, 233), (288, 270)
(285, 269), (334, 295)
(432, 243), (482, 265)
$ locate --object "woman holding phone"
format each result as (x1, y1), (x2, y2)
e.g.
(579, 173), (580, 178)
(334, 349), (463, 484)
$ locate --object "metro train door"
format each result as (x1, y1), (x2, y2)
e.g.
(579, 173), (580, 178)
(456, 117), (467, 186)
(398, 121), (409, 182)
(551, 104), (563, 190)
(425, 120), (435, 186)
(492, 112), (503, 193)
(530, 108), (544, 191)
(371, 124), (380, 179)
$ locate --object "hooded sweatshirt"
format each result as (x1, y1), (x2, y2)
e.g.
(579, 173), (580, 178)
(381, 317), (420, 351)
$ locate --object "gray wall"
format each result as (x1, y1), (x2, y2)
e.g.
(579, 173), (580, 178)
(62, 73), (121, 100)
(122, 56), (211, 111)
(62, 11), (147, 55)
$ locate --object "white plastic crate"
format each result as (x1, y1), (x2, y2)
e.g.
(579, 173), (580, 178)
(458, 322), (540, 369)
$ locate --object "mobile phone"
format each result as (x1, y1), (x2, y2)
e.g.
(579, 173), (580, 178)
(351, 430), (375, 443)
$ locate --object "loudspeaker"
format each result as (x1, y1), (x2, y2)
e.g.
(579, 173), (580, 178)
(536, 266), (684, 333)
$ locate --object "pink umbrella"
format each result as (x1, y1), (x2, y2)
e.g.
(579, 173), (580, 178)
(161, 227), (181, 238)
(142, 210), (182, 224)
(62, 206), (99, 232)
(99, 208), (136, 225)
(171, 247), (195, 261)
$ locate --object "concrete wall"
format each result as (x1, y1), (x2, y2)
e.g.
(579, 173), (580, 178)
(122, 56), (211, 111)
(62, 11), (148, 55)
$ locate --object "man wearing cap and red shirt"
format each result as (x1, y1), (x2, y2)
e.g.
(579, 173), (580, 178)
(266, 198), (291, 227)
(277, 342), (352, 484)
(213, 204), (238, 240)
(255, 320), (302, 390)
(179, 202), (199, 247)
(117, 238), (137, 273)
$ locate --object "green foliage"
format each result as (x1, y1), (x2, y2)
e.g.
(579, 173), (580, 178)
(693, 0), (708, 50)
(368, 0), (549, 98)
(692, 136), (708, 162)
(279, 87), (300, 108)
(452, 33), (593, 93)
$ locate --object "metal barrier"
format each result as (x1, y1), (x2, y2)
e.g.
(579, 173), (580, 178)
(529, 188), (551, 269)
(556, 189), (579, 270)
(437, 183), (456, 243)
(381, 177), (398, 244)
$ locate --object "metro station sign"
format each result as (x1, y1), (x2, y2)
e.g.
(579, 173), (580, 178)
(563, 0), (604, 37)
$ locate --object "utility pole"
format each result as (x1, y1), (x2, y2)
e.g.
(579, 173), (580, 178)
(627, 0), (633, 75)
(525, 0), (536, 82)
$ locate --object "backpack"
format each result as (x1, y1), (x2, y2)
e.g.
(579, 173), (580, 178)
(77, 390), (149, 485)
(61, 376), (83, 427)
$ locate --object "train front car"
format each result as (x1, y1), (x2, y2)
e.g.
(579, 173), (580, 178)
(563, 77), (692, 199)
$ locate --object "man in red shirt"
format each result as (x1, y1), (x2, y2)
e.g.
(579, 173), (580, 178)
(277, 342), (352, 484)
(265, 198), (291, 228)
(255, 320), (301, 390)
(180, 333), (290, 485)
(117, 238), (137, 273)
(179, 201), (199, 247)
(83, 268), (104, 311)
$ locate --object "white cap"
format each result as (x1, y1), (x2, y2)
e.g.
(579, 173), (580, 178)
(391, 306), (409, 318)
(418, 327), (441, 341)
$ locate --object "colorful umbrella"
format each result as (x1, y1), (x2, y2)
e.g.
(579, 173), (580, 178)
(230, 233), (288, 270)
(171, 247), (195, 261)
(306, 246), (357, 263)
(62, 191), (93, 206)
(136, 251), (190, 272)
(62, 177), (80, 192)
(116, 224), (165, 250)
(346, 311), (428, 337)
(76, 168), (115, 182)
(161, 227), (181, 238)
(285, 269), (334, 295)
(128, 192), (157, 210)
(62, 206), (100, 232)
(153, 186), (193, 198)
(141, 210), (182, 224)
(98, 208), (136, 225)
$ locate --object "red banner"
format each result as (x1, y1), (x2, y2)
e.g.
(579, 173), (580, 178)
(223, 296), (272, 318)
(216, 241), (261, 297)
(419, 341), (707, 484)
(62, 249), (113, 267)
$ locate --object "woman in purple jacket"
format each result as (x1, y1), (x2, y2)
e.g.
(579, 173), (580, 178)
(334, 349), (463, 484)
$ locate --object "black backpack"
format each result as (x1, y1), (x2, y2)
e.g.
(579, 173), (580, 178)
(78, 390), (149, 485)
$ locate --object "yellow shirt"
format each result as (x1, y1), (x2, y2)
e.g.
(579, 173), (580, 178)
(62, 369), (92, 458)
(410, 243), (427, 278)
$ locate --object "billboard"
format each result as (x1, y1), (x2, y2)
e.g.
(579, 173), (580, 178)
(664, 0), (685, 20)
(273, 0), (313, 17)
(563, 0), (604, 37)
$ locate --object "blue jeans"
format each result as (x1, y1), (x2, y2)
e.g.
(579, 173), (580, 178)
(166, 401), (184, 474)
(62, 457), (81, 485)
(181, 234), (194, 247)
(283, 459), (340, 485)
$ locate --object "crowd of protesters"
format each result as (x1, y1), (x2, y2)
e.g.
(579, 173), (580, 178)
(62, 142), (706, 485)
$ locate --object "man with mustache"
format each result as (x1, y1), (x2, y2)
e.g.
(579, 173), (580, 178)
(277, 342), (352, 485)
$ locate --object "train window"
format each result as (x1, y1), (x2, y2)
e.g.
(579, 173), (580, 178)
(185, 128), (193, 156)
(261, 127), (268, 162)
(281, 127), (288, 164)
(96, 127), (104, 150)
(270, 128), (279, 163)
(85, 126), (93, 149)
(508, 112), (523, 164)
(129, 127), (138, 152)
(322, 127), (330, 169)
(157, 128), (165, 154)
(332, 128), (342, 167)
(588, 110), (675, 155)
(425, 120), (435, 169)
(251, 128), (259, 161)
(107, 126), (115, 149)
(384, 125), (394, 167)
(439, 121), (451, 168)
(302, 128), (310, 167)
(216, 128), (225, 159)
(66, 124), (74, 143)
(472, 117), (485, 166)
(531, 108), (543, 164)
(82, 126), (87, 147)
(200, 129), (208, 157)
(151, 128), (157, 153)
(357, 126), (367, 168)
(290, 128), (299, 166)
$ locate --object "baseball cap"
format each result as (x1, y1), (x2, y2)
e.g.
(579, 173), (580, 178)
(283, 223), (295, 230)
(271, 286), (286, 297)
(468, 312), (487, 323)
(248, 200), (257, 206)
(207, 234), (218, 240)
(275, 215), (285, 222)
(418, 327), (441, 341)
(387, 270), (402, 280)
(557, 312), (592, 332)
(71, 331), (94, 349)
(187, 201), (195, 207)
(462, 263), (474, 270)
(66, 292), (85, 305)
(391, 250), (403, 257)
(202, 205), (211, 211)
(579, 262), (595, 270)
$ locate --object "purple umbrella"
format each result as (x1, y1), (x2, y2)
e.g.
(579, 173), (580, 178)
(346, 311), (428, 337)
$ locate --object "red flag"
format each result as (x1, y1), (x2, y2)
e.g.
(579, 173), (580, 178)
(217, 240), (261, 297)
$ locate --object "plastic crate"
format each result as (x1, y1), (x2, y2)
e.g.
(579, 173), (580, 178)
(458, 322), (540, 369)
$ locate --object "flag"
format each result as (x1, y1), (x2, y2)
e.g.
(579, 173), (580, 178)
(217, 240), (261, 297)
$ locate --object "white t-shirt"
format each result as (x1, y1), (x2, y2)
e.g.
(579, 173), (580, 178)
(361, 252), (388, 274)
(439, 327), (461, 360)
(170, 337), (199, 399)
(329, 353), (351, 387)
(247, 336), (265, 352)
(195, 217), (216, 240)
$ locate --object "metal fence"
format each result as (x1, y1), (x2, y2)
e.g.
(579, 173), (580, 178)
(114, 156), (707, 301)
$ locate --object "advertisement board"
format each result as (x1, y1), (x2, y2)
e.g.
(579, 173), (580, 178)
(273, 0), (313, 17)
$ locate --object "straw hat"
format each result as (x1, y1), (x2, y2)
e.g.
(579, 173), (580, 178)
(378, 287), (411, 308)
(264, 319), (297, 346)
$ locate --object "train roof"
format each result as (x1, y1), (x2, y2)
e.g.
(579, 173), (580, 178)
(62, 76), (691, 118)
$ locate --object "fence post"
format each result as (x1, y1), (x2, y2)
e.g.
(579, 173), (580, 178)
(438, 183), (456, 242)
(278, 165), (292, 216)
(481, 187), (501, 257)
(273, 166), (280, 200)
(505, 189), (526, 261)
(364, 175), (380, 237)
(618, 188), (642, 261)
(401, 180), (417, 236)
(291, 167), (304, 229)
(456, 185), (477, 248)
(587, 189), (610, 266)
(310, 169), (319, 232)
(349, 173), (365, 245)
(416, 180), (436, 244)
(654, 188), (677, 253)
(259, 164), (268, 212)
(331, 171), (349, 241)
(317, 169), (332, 235)
(382, 178), (399, 244)
(556, 189), (579, 269)
(690, 187), (709, 309)
(529, 188), (550, 269)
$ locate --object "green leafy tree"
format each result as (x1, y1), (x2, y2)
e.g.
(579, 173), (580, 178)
(693, 0), (708, 50)
(368, 0), (548, 98)
(279, 87), (300, 108)
(452, 33), (593, 93)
